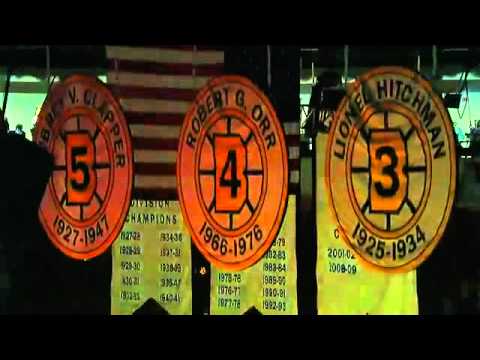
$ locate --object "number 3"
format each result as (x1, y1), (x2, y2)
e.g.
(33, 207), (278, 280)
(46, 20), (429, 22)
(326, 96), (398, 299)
(368, 130), (407, 213)
(374, 146), (399, 197)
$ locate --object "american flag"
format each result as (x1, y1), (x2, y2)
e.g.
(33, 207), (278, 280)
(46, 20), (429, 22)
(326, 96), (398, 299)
(106, 46), (299, 200)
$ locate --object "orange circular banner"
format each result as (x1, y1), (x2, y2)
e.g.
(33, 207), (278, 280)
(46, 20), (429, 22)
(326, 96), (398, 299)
(177, 76), (289, 271)
(34, 75), (133, 260)
(326, 67), (456, 273)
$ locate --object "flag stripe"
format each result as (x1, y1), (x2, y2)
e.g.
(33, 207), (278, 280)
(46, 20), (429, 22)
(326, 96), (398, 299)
(135, 163), (177, 175)
(134, 150), (176, 164)
(135, 175), (177, 189)
(110, 85), (197, 102)
(107, 59), (224, 77)
(130, 124), (180, 139)
(120, 98), (190, 114)
(125, 45), (224, 51)
(285, 135), (300, 147)
(132, 138), (179, 151)
(289, 183), (299, 194)
(123, 112), (185, 126)
(289, 146), (300, 160)
(283, 122), (299, 136)
(290, 170), (300, 184)
(289, 159), (300, 170)
(106, 47), (224, 65)
(108, 72), (210, 90)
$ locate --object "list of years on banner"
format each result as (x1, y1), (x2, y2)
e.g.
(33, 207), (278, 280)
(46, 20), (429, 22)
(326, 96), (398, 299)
(210, 195), (297, 315)
(316, 133), (418, 315)
(111, 200), (192, 315)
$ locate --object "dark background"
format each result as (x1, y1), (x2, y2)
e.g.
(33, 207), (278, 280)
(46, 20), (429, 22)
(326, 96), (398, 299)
(0, 45), (478, 314)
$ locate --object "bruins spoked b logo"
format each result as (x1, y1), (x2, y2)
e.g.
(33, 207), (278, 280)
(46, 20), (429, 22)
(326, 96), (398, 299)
(177, 76), (289, 271)
(326, 67), (456, 272)
(35, 75), (133, 260)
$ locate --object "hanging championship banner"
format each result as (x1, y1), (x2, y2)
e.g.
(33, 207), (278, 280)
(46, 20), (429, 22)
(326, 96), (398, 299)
(210, 195), (297, 314)
(317, 133), (418, 314)
(34, 75), (133, 260)
(177, 75), (289, 271)
(111, 200), (192, 315)
(325, 67), (456, 272)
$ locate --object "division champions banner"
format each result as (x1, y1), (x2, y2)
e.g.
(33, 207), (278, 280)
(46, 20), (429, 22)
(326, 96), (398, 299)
(108, 46), (225, 314)
(175, 74), (299, 315)
(111, 200), (192, 315)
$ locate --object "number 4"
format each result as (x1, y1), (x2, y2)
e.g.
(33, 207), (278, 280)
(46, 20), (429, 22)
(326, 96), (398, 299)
(214, 135), (247, 213)
(220, 150), (241, 198)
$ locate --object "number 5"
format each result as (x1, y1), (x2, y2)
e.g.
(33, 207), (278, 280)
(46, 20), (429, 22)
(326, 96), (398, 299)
(71, 147), (90, 191)
(376, 240), (385, 259)
(66, 132), (96, 205)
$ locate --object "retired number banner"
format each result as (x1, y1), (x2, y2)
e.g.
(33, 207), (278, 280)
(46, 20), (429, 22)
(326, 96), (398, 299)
(34, 75), (133, 260)
(325, 67), (456, 273)
(177, 76), (289, 271)
(111, 200), (192, 315)
(210, 195), (297, 315)
(317, 133), (418, 314)
(175, 74), (296, 314)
